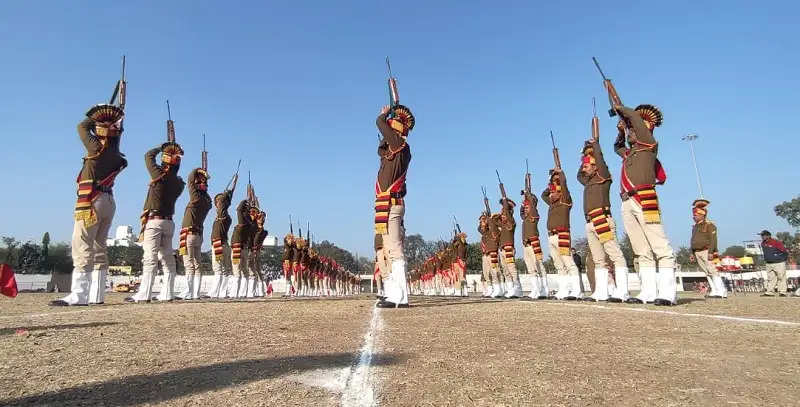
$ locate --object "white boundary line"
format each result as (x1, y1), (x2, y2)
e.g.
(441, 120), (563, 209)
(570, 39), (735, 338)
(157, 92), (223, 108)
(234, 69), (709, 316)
(341, 305), (381, 407)
(0, 307), (122, 320)
(532, 301), (800, 327)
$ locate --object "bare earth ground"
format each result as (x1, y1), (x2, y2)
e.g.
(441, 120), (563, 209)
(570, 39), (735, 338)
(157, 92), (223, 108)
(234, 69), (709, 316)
(1, 292), (798, 406)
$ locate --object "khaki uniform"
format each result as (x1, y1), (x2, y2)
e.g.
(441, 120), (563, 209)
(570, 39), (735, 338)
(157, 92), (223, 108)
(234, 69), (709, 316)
(133, 147), (185, 302)
(615, 105), (675, 304)
(178, 169), (212, 299)
(61, 119), (127, 306)
(541, 171), (580, 299)
(521, 191), (548, 298)
(375, 111), (411, 305)
(229, 200), (252, 298)
(208, 189), (233, 298)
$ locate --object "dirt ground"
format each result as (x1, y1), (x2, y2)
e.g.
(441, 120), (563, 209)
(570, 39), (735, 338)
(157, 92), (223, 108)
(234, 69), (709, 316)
(1, 292), (798, 406)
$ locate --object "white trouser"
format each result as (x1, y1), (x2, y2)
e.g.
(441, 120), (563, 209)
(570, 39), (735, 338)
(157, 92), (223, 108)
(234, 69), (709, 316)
(180, 233), (203, 299)
(134, 218), (177, 302)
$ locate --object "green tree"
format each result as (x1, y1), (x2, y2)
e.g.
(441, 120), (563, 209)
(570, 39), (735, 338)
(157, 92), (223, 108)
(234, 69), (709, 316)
(41, 232), (50, 271)
(774, 196), (800, 229)
(675, 246), (693, 269)
(775, 232), (800, 263)
(465, 242), (482, 273)
(618, 234), (635, 268)
(49, 243), (73, 274)
(723, 245), (745, 258)
(2, 236), (19, 263)
(17, 241), (43, 273)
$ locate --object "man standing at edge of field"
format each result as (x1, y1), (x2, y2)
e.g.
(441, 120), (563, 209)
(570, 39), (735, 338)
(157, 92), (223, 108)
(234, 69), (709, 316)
(374, 103), (414, 308)
(690, 199), (725, 298)
(759, 230), (789, 297)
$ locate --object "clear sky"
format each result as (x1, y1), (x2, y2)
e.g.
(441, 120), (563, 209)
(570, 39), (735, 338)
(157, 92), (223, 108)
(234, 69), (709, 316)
(1, 1), (797, 258)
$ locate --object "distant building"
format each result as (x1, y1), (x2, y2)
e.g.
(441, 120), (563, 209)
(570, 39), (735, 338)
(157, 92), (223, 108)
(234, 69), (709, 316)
(263, 236), (278, 247)
(743, 240), (763, 256)
(107, 225), (138, 247)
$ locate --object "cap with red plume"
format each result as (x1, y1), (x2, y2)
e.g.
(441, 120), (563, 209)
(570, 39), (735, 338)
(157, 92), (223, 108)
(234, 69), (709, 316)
(161, 142), (184, 165)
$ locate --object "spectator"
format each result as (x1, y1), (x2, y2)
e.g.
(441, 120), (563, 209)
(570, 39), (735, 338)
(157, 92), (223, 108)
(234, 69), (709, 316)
(759, 230), (789, 297)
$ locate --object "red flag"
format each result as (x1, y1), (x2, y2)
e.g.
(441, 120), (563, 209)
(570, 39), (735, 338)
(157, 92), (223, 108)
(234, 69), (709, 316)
(1, 264), (18, 298)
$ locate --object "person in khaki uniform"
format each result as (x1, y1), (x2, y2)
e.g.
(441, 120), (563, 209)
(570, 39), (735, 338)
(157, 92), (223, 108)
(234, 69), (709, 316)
(689, 199), (725, 298)
(759, 230), (790, 296)
(228, 199), (252, 298)
(541, 169), (581, 300)
(249, 210), (268, 297)
(520, 189), (549, 300)
(206, 183), (235, 299)
(497, 198), (522, 298)
(613, 103), (676, 306)
(51, 105), (127, 307)
(177, 168), (212, 300)
(452, 232), (468, 297)
(477, 214), (495, 297)
(128, 142), (186, 303)
(578, 139), (630, 302)
(282, 232), (296, 296)
(374, 103), (414, 308)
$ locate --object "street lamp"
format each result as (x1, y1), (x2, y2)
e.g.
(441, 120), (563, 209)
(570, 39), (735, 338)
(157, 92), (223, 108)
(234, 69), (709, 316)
(681, 133), (703, 198)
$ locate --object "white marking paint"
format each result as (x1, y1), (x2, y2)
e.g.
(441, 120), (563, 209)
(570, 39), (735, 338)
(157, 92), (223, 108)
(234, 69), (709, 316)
(0, 307), (121, 320)
(341, 305), (381, 407)
(532, 301), (800, 327)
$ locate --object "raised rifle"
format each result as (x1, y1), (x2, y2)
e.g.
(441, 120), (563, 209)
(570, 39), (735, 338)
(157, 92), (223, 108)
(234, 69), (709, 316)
(225, 159), (241, 191)
(386, 57), (399, 111)
(524, 159), (532, 194)
(166, 100), (175, 143)
(591, 97), (600, 142)
(550, 130), (562, 169)
(201, 134), (208, 172)
(453, 215), (462, 234)
(289, 215), (294, 235)
(496, 170), (508, 202)
(592, 57), (623, 118)
(109, 55), (126, 109)
(481, 186), (492, 215)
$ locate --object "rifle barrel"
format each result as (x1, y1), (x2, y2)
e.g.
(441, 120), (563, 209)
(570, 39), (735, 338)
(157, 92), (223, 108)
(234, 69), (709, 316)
(550, 130), (556, 148)
(592, 57), (608, 81)
(166, 100), (172, 120)
(495, 170), (502, 183)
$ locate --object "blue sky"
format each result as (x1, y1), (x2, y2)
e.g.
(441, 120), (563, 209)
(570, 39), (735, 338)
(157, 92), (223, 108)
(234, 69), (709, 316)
(1, 1), (797, 257)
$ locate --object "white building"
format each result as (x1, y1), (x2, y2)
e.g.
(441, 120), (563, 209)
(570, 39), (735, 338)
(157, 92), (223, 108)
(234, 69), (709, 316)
(263, 235), (278, 247)
(107, 225), (138, 247)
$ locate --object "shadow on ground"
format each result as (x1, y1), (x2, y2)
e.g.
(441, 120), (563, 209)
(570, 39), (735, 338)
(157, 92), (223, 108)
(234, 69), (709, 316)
(0, 321), (119, 336)
(0, 352), (405, 406)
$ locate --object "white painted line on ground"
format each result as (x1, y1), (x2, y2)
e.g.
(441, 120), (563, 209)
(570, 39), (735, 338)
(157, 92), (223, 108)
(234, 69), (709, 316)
(532, 301), (800, 327)
(341, 305), (382, 407)
(0, 307), (122, 320)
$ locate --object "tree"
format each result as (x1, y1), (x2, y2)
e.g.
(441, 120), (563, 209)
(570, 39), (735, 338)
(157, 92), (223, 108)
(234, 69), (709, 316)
(41, 232), (51, 270)
(17, 241), (43, 273)
(314, 240), (357, 271)
(465, 242), (482, 273)
(775, 196), (800, 229)
(775, 232), (800, 263)
(723, 245), (745, 258)
(2, 236), (19, 263)
(572, 237), (589, 258)
(618, 234), (635, 268)
(48, 243), (73, 274)
(675, 246), (693, 269)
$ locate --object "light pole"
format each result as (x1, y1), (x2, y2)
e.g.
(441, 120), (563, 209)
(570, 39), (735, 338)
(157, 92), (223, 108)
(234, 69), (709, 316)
(681, 133), (703, 198)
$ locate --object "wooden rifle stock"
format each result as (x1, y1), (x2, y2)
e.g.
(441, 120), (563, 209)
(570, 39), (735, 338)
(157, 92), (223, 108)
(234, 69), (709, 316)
(386, 57), (399, 109)
(481, 186), (491, 215)
(201, 134), (208, 172)
(496, 170), (507, 200)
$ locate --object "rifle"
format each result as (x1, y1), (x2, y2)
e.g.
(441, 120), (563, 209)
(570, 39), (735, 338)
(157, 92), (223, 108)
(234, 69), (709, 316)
(225, 159), (241, 191)
(453, 215), (462, 234)
(481, 186), (492, 215)
(524, 159), (532, 194)
(591, 97), (600, 142)
(289, 215), (294, 235)
(496, 170), (508, 201)
(201, 134), (208, 172)
(109, 55), (126, 109)
(592, 57), (623, 118)
(166, 100), (175, 143)
(386, 57), (399, 110)
(550, 130), (561, 169)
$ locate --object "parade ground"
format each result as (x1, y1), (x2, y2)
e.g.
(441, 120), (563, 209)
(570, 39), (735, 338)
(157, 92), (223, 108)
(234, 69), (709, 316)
(1, 293), (799, 406)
